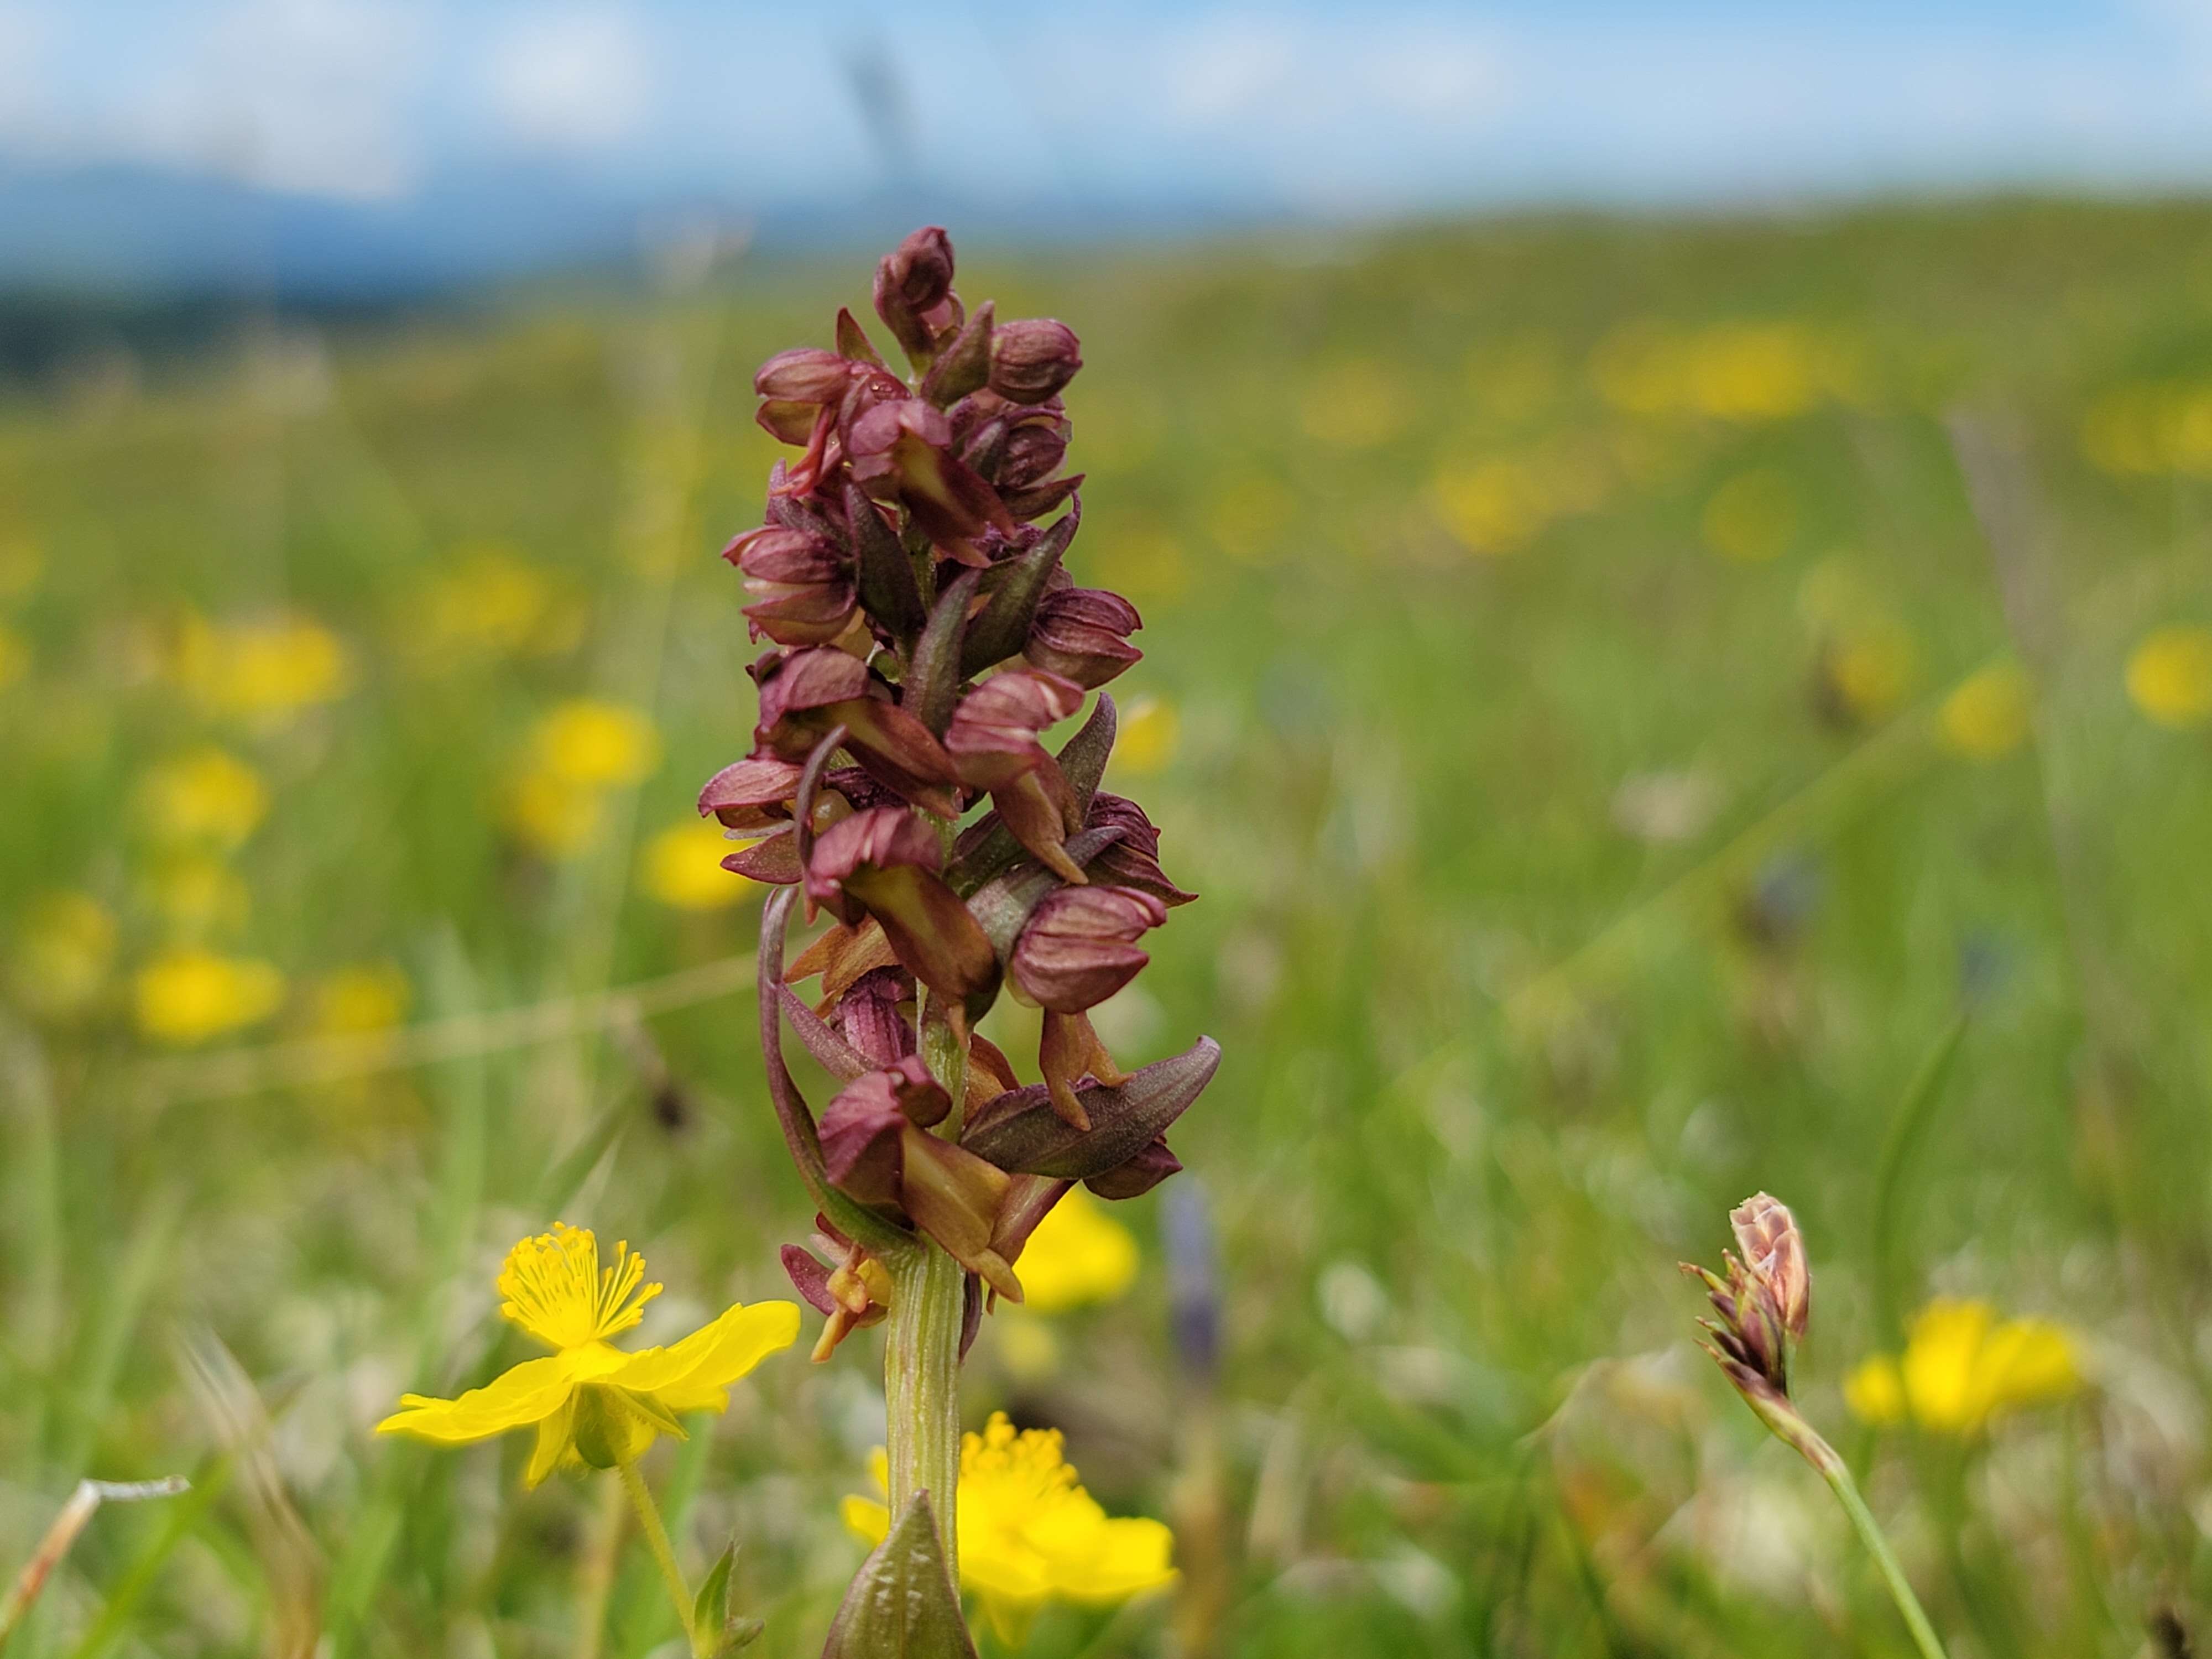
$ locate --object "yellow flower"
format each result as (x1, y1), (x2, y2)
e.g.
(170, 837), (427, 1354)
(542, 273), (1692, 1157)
(535, 699), (662, 787)
(138, 851), (252, 937)
(135, 948), (285, 1044)
(1112, 696), (1178, 776)
(311, 963), (410, 1035)
(1703, 470), (1797, 563)
(1844, 1299), (2081, 1435)
(500, 772), (602, 860)
(9, 890), (116, 1018)
(137, 747), (269, 849)
(1940, 662), (2033, 760)
(1298, 360), (1406, 449)
(1430, 457), (1548, 555)
(175, 612), (351, 721)
(379, 1225), (797, 1485)
(1823, 619), (1918, 724)
(1204, 476), (1286, 565)
(843, 1413), (1176, 1646)
(2126, 624), (2212, 729)
(1014, 1190), (1139, 1314)
(640, 821), (757, 911)
(403, 544), (581, 670)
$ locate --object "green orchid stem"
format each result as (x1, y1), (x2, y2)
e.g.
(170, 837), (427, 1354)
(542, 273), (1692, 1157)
(1815, 1449), (1950, 1659)
(616, 1460), (699, 1657)
(884, 1243), (967, 1578)
(888, 990), (971, 1580)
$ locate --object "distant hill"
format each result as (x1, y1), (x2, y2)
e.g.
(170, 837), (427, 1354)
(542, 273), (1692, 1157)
(0, 161), (1282, 304)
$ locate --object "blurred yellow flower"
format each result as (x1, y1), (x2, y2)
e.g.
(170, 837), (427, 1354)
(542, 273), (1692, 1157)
(0, 624), (27, 690)
(1097, 529), (1188, 604)
(1844, 1298), (2081, 1435)
(135, 947), (285, 1045)
(138, 851), (252, 937)
(378, 1224), (797, 1486)
(1113, 696), (1179, 775)
(2080, 381), (2212, 476)
(1299, 360), (1406, 449)
(1431, 457), (1547, 555)
(1703, 470), (1797, 563)
(312, 962), (411, 1036)
(500, 700), (660, 859)
(2126, 624), (2212, 729)
(1824, 619), (1918, 724)
(1204, 476), (1287, 565)
(640, 820), (756, 911)
(9, 890), (116, 1018)
(1592, 320), (1850, 422)
(843, 1412), (1176, 1645)
(175, 611), (351, 721)
(404, 544), (582, 670)
(501, 771), (602, 860)
(534, 698), (661, 787)
(1015, 1189), (1139, 1314)
(138, 746), (269, 849)
(1940, 662), (2033, 760)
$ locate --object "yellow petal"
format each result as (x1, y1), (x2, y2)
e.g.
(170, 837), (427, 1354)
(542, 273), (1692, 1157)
(376, 1356), (577, 1443)
(1980, 1319), (2080, 1415)
(978, 1589), (1045, 1650)
(1843, 1355), (1907, 1425)
(1902, 1298), (1997, 1433)
(525, 1395), (580, 1488)
(1053, 1516), (1177, 1604)
(841, 1496), (891, 1547)
(1014, 1189), (1140, 1314)
(601, 1300), (801, 1412)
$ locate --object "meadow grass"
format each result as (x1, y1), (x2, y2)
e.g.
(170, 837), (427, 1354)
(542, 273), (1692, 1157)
(3, 197), (2212, 1656)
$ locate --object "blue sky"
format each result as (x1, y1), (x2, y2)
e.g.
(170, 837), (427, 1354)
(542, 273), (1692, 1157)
(7, 1), (2212, 215)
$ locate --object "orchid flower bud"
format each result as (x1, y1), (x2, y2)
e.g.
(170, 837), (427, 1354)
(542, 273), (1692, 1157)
(847, 397), (1015, 556)
(1009, 885), (1166, 1014)
(873, 226), (958, 362)
(1025, 587), (1142, 688)
(989, 319), (1083, 405)
(836, 966), (915, 1069)
(755, 347), (854, 405)
(945, 669), (1088, 881)
(697, 755), (803, 831)
(728, 525), (857, 646)
(805, 807), (998, 1003)
(753, 648), (961, 816)
(1082, 792), (1196, 905)
(998, 410), (1072, 491)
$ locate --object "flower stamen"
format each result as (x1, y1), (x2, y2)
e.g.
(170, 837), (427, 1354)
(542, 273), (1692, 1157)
(498, 1223), (663, 1350)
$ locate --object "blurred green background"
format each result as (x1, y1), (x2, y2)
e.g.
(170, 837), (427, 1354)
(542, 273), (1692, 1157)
(6, 199), (2212, 1657)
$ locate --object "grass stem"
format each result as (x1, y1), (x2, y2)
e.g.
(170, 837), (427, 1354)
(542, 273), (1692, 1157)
(615, 1461), (698, 1657)
(1818, 1456), (1949, 1659)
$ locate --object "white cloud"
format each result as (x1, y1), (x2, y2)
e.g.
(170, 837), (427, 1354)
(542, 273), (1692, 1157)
(186, 0), (425, 199)
(485, 8), (653, 153)
(0, 4), (54, 141)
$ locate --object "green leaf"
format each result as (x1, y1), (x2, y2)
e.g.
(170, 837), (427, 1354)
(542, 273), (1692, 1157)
(821, 1492), (977, 1659)
(693, 1540), (735, 1644)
